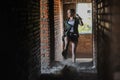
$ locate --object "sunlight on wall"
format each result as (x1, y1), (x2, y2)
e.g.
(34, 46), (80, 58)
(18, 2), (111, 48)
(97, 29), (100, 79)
(76, 3), (92, 34)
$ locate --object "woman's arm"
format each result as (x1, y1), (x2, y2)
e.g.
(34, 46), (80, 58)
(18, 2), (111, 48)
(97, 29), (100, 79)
(76, 14), (84, 26)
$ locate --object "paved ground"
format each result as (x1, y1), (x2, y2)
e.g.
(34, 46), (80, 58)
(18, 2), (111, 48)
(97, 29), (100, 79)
(40, 58), (98, 80)
(41, 58), (96, 73)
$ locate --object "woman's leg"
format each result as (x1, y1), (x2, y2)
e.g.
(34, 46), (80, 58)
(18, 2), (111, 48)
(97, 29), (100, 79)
(71, 41), (78, 63)
(62, 36), (69, 59)
(63, 37), (69, 51)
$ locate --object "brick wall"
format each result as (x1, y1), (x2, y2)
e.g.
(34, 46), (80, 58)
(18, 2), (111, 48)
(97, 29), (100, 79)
(8, 0), (41, 80)
(96, 0), (120, 80)
(95, 0), (112, 80)
(40, 0), (64, 71)
(68, 34), (93, 58)
(54, 0), (63, 61)
(63, 0), (92, 3)
(77, 34), (92, 58)
(40, 0), (50, 71)
(40, 0), (65, 72)
(27, 0), (40, 80)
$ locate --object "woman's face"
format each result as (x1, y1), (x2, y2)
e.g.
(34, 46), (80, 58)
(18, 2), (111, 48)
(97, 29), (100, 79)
(67, 10), (71, 18)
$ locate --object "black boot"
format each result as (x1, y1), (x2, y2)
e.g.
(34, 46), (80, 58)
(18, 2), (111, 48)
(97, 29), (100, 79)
(62, 50), (68, 59)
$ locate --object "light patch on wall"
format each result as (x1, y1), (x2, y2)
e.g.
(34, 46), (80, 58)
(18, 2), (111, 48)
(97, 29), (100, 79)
(76, 3), (92, 34)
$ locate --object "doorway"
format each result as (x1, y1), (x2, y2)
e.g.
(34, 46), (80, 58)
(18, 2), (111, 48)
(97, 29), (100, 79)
(63, 3), (93, 63)
(40, 0), (97, 73)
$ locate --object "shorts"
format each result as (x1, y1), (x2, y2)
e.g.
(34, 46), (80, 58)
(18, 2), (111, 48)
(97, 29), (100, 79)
(67, 32), (79, 43)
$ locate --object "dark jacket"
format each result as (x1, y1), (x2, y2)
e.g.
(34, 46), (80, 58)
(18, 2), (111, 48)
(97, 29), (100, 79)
(64, 17), (83, 36)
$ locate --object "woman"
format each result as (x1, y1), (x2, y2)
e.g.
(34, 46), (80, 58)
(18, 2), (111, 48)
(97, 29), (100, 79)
(62, 9), (83, 63)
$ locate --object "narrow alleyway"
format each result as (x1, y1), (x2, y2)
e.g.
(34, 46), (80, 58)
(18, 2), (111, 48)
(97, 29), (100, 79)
(6, 0), (120, 80)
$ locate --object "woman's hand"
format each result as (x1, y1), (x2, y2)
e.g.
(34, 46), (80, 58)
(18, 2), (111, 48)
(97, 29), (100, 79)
(76, 14), (82, 20)
(76, 14), (79, 17)
(76, 14), (84, 26)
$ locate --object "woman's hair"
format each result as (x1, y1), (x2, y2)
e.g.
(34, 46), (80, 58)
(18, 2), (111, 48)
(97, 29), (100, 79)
(69, 9), (75, 16)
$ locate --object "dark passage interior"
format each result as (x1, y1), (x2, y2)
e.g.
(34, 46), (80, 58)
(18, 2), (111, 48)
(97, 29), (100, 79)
(6, 0), (120, 80)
